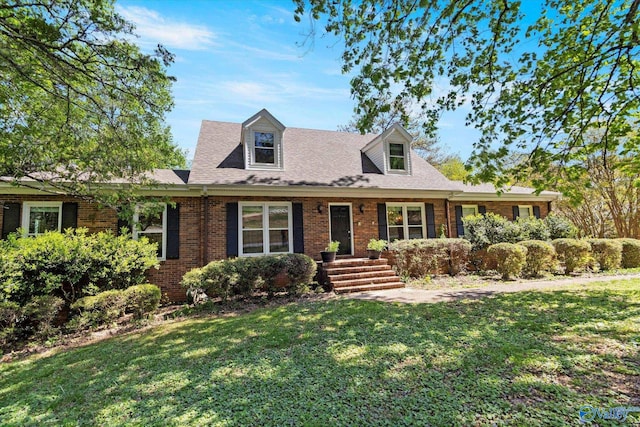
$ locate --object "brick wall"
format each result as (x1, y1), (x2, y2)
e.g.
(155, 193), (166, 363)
(1, 194), (552, 302)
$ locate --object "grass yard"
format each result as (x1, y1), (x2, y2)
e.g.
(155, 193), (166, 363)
(1, 281), (639, 426)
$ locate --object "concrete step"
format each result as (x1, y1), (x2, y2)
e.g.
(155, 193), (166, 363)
(334, 282), (405, 294)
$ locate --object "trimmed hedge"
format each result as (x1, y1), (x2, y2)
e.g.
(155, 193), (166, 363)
(69, 284), (162, 329)
(518, 240), (556, 277)
(0, 229), (159, 305)
(123, 284), (162, 319)
(387, 239), (471, 278)
(587, 239), (622, 271)
(487, 243), (527, 280)
(553, 239), (591, 274)
(181, 254), (317, 300)
(618, 238), (640, 268)
(1, 295), (64, 350)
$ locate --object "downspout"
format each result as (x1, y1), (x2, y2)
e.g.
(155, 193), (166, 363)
(445, 198), (451, 238)
(202, 186), (209, 266)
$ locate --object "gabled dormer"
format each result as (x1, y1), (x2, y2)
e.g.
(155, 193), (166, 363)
(361, 123), (413, 175)
(241, 109), (285, 170)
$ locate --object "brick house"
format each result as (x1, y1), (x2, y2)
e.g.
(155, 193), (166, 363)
(0, 109), (559, 301)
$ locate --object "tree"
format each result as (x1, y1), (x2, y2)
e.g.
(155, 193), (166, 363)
(437, 156), (468, 181)
(553, 152), (640, 238)
(294, 0), (640, 193)
(0, 0), (185, 206)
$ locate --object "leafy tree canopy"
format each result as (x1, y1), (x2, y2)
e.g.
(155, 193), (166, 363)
(0, 0), (185, 206)
(294, 0), (640, 193)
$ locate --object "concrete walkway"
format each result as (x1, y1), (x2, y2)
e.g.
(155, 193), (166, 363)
(343, 273), (640, 304)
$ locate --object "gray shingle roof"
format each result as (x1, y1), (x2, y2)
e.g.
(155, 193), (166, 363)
(188, 120), (462, 192)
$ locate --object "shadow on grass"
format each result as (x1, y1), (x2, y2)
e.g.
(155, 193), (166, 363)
(1, 288), (639, 426)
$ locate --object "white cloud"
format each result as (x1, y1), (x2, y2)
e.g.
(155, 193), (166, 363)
(117, 6), (216, 51)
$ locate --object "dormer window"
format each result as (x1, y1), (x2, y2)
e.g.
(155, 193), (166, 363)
(241, 109), (285, 170)
(254, 131), (275, 164)
(361, 123), (413, 176)
(389, 143), (405, 170)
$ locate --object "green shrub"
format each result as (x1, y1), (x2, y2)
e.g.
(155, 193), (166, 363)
(516, 217), (551, 241)
(0, 229), (159, 305)
(553, 239), (591, 274)
(463, 213), (524, 251)
(618, 238), (640, 268)
(518, 240), (556, 277)
(1, 296), (64, 349)
(181, 254), (317, 300)
(587, 239), (622, 271)
(544, 213), (578, 239)
(122, 284), (161, 319)
(70, 289), (126, 328)
(388, 239), (471, 277)
(487, 243), (527, 280)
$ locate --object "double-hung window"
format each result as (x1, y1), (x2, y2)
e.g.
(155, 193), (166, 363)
(518, 205), (533, 218)
(254, 131), (275, 164)
(388, 143), (406, 171)
(133, 204), (167, 260)
(240, 202), (292, 255)
(461, 205), (479, 236)
(22, 202), (62, 236)
(386, 203), (425, 241)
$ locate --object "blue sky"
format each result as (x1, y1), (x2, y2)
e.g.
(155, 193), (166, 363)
(117, 0), (480, 161)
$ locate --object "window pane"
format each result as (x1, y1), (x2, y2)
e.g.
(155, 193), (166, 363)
(519, 207), (531, 218)
(141, 233), (163, 258)
(242, 206), (263, 229)
(408, 227), (424, 239)
(138, 211), (163, 231)
(255, 132), (274, 148)
(387, 207), (403, 226)
(462, 207), (477, 217)
(269, 205), (289, 229)
(255, 148), (274, 164)
(407, 207), (422, 226)
(29, 207), (59, 234)
(269, 230), (289, 253)
(389, 156), (405, 170)
(243, 230), (264, 253)
(388, 226), (404, 241)
(389, 143), (404, 156)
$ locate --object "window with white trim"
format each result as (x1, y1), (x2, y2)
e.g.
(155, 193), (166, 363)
(22, 202), (62, 236)
(518, 205), (533, 218)
(253, 131), (275, 164)
(388, 143), (406, 170)
(240, 202), (292, 255)
(386, 203), (425, 241)
(461, 205), (479, 236)
(133, 204), (167, 260)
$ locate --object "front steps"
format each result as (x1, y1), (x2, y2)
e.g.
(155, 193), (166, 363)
(321, 258), (405, 293)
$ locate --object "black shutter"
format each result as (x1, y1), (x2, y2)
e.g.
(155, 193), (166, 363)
(226, 202), (238, 257)
(166, 204), (180, 259)
(292, 202), (304, 253)
(455, 205), (464, 237)
(61, 202), (78, 230)
(2, 202), (20, 239)
(533, 205), (541, 219)
(425, 203), (436, 238)
(377, 203), (388, 240)
(116, 208), (131, 235)
(512, 206), (519, 220)
(478, 206), (487, 215)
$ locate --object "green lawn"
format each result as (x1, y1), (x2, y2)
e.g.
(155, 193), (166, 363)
(1, 281), (639, 426)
